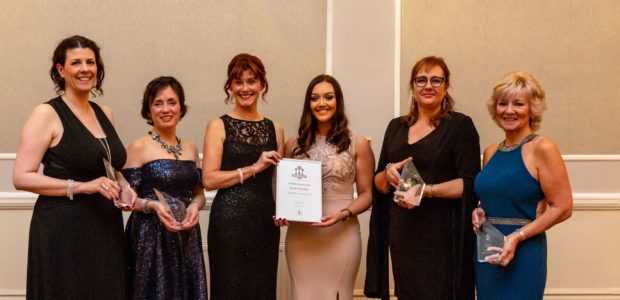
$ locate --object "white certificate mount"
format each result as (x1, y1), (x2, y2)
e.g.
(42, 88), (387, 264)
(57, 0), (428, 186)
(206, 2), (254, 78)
(276, 158), (322, 222)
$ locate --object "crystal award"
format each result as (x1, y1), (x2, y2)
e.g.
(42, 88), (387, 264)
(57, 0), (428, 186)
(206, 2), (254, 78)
(153, 188), (187, 224)
(103, 158), (132, 208)
(477, 221), (506, 262)
(103, 158), (116, 181)
(393, 160), (426, 206)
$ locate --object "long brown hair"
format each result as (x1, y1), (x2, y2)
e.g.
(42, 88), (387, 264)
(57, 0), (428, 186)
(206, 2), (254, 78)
(402, 56), (454, 127)
(293, 75), (350, 157)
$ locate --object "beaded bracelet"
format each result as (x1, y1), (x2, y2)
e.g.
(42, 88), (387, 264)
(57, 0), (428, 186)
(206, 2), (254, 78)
(142, 198), (152, 214)
(66, 179), (74, 200)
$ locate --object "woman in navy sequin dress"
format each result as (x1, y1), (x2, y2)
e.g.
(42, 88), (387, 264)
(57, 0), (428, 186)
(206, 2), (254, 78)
(473, 72), (572, 300)
(122, 77), (207, 300)
(202, 53), (284, 299)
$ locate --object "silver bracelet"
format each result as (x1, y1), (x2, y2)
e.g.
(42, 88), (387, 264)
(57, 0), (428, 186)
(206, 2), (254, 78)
(142, 198), (152, 213)
(66, 179), (74, 200)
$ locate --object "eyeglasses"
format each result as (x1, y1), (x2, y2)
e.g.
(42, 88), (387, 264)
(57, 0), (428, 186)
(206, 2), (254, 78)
(413, 76), (445, 88)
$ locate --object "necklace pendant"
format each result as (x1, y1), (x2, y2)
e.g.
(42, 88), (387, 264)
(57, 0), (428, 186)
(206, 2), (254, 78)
(149, 131), (183, 160)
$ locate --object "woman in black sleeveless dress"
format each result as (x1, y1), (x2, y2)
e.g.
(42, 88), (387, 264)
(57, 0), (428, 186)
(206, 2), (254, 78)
(13, 36), (134, 300)
(202, 53), (284, 299)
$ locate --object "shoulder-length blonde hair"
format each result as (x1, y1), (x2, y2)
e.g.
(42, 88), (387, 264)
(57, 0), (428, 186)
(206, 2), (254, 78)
(488, 71), (546, 131)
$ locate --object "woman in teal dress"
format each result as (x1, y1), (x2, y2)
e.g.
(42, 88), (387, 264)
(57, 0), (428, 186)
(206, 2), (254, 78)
(473, 71), (573, 300)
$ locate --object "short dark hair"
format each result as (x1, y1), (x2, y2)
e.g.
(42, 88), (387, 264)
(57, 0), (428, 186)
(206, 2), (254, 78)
(49, 35), (105, 96)
(141, 76), (188, 125)
(223, 53), (268, 103)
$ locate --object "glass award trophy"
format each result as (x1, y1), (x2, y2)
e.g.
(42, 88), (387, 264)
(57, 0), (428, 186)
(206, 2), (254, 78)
(477, 221), (506, 262)
(103, 158), (132, 208)
(393, 160), (426, 206)
(103, 158), (117, 181)
(153, 188), (187, 225)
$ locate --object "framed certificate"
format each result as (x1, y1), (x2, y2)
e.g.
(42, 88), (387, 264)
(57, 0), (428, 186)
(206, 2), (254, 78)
(276, 158), (322, 222)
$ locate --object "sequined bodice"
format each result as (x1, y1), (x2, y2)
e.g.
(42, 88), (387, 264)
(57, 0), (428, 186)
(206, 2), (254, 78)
(121, 159), (208, 300)
(123, 159), (200, 205)
(294, 136), (355, 197)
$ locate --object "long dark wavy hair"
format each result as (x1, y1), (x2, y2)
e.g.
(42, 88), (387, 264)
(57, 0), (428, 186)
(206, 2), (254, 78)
(402, 55), (454, 127)
(293, 75), (351, 157)
(50, 35), (105, 96)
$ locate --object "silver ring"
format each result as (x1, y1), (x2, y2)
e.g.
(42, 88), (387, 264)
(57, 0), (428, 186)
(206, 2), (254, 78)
(267, 153), (273, 159)
(102, 184), (108, 190)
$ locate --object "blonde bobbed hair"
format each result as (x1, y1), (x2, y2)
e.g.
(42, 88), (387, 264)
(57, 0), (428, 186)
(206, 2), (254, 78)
(487, 71), (546, 131)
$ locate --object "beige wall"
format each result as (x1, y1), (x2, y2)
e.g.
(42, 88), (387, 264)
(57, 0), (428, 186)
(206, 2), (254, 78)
(0, 0), (326, 152)
(401, 0), (620, 154)
(332, 0), (396, 155)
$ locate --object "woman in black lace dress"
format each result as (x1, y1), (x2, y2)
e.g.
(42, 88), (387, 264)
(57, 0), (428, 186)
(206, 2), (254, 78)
(202, 53), (285, 299)
(122, 76), (207, 300)
(13, 35), (135, 299)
